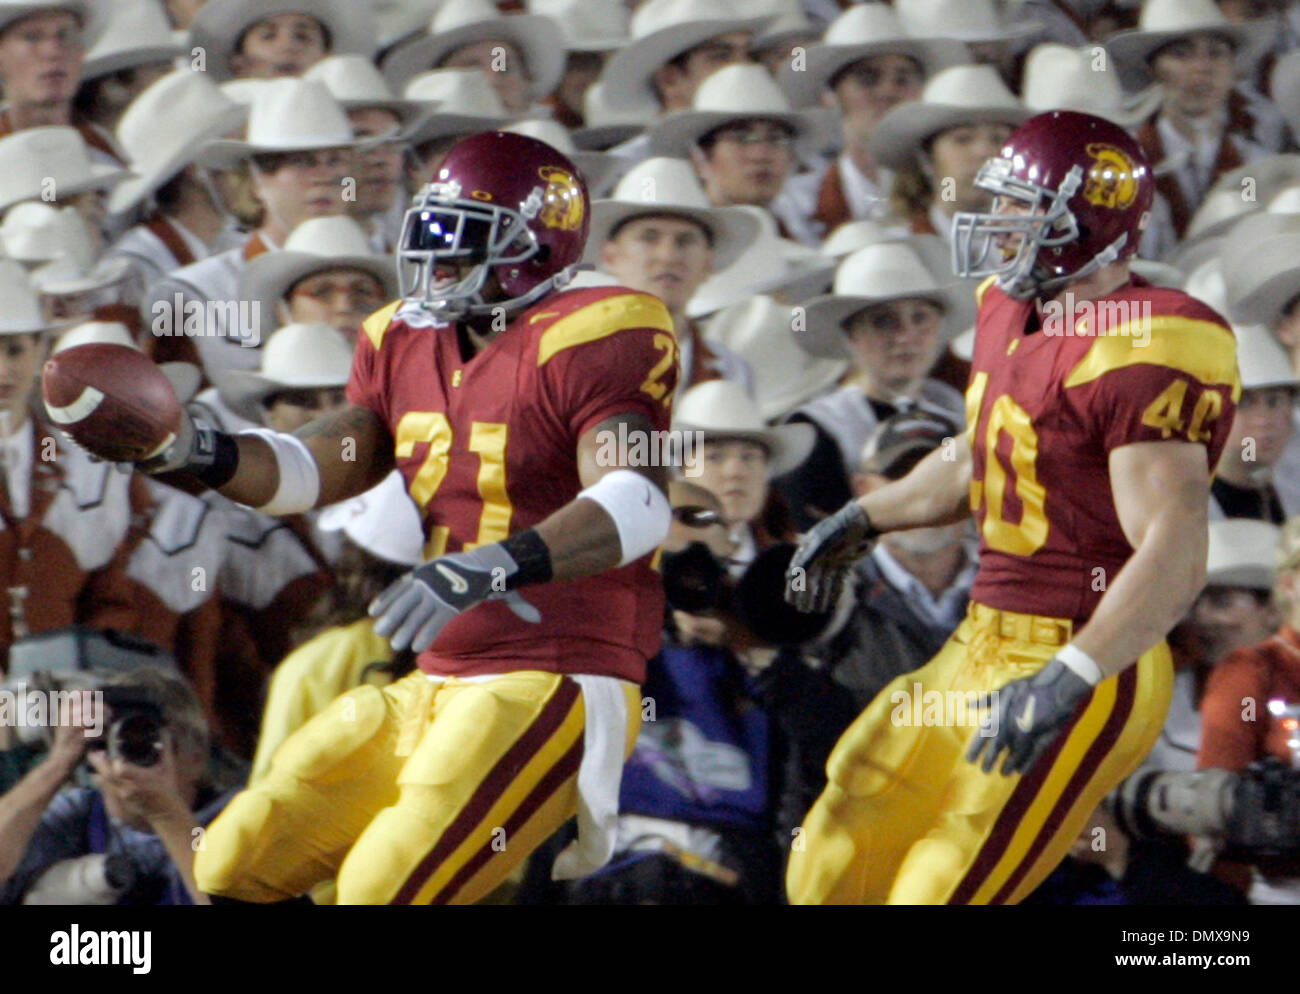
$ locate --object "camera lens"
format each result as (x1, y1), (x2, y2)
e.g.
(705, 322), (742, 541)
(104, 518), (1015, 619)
(108, 714), (164, 767)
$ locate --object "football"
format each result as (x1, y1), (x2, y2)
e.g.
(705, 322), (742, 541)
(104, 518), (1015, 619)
(41, 344), (182, 462)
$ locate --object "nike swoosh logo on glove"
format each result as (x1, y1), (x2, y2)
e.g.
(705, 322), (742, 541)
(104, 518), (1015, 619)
(1015, 698), (1036, 733)
(435, 563), (469, 594)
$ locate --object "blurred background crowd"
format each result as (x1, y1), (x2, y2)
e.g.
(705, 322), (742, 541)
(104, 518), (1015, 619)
(2, 0), (1300, 906)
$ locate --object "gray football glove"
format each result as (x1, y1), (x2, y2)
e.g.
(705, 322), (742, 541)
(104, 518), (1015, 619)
(967, 657), (1094, 776)
(784, 500), (879, 614)
(369, 542), (542, 652)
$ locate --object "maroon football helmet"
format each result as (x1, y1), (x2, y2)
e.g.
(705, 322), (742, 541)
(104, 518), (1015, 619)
(398, 131), (590, 319)
(951, 110), (1154, 300)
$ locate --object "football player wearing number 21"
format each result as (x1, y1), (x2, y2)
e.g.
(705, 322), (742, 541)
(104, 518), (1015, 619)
(130, 132), (680, 904)
(785, 111), (1241, 905)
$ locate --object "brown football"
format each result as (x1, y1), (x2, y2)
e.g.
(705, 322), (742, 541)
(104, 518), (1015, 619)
(41, 344), (182, 462)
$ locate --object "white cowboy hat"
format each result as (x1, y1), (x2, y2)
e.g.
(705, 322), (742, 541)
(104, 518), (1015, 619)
(501, 118), (624, 197)
(216, 321), (354, 422)
(795, 239), (967, 360)
(187, 0), (377, 82)
(374, 0), (440, 51)
(0, 258), (70, 334)
(1272, 186), (1300, 213)
(81, 0), (184, 80)
(780, 2), (965, 109)
(380, 0), (565, 102)
(703, 294), (847, 422)
(1105, 0), (1273, 91)
(821, 219), (893, 260)
(1130, 257), (1185, 289)
(646, 63), (821, 159)
(198, 78), (371, 168)
(585, 156), (759, 271)
(527, 0), (628, 52)
(1236, 322), (1300, 392)
(373, 0), (439, 51)
(1021, 43), (1163, 128)
(0, 127), (128, 212)
(868, 63), (1029, 171)
(31, 252), (137, 296)
(598, 0), (772, 117)
(400, 69), (510, 146)
(238, 215), (397, 320)
(1207, 519), (1281, 589)
(0, 202), (94, 266)
(318, 470), (425, 567)
(573, 81), (650, 151)
(303, 53), (428, 135)
(894, 0), (1041, 44)
(749, 0), (819, 54)
(1272, 51), (1300, 153)
(1170, 155), (1300, 266)
(1222, 213), (1300, 326)
(109, 70), (247, 215)
(687, 206), (834, 319)
(950, 325), (975, 361)
(0, 0), (106, 48)
(742, 219), (899, 304)
(672, 378), (815, 477)
(218, 78), (275, 105)
(51, 319), (202, 402)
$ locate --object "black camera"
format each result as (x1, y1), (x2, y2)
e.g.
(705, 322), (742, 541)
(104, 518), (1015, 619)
(1114, 759), (1300, 856)
(88, 687), (166, 768)
(660, 542), (836, 646)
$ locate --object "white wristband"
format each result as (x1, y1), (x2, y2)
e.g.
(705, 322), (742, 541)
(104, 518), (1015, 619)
(1057, 643), (1104, 686)
(240, 428), (321, 515)
(577, 469), (671, 566)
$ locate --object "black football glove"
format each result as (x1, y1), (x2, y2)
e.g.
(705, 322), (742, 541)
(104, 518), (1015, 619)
(784, 500), (879, 614)
(369, 542), (542, 652)
(966, 657), (1094, 776)
(137, 409), (205, 475)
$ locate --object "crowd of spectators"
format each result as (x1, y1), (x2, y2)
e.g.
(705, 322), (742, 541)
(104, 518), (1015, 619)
(3, 0), (1300, 904)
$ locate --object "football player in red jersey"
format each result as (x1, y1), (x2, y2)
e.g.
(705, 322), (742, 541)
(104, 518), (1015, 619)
(120, 132), (681, 904)
(783, 110), (1241, 904)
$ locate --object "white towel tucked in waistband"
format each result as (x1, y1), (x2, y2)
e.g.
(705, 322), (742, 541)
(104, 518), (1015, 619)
(551, 674), (632, 881)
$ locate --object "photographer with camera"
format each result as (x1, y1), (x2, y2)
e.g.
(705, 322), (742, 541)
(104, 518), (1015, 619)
(554, 383), (816, 904)
(752, 409), (976, 846)
(1197, 516), (1300, 903)
(0, 667), (230, 905)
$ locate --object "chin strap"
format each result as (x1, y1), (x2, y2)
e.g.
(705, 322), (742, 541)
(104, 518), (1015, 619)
(1003, 232), (1130, 301)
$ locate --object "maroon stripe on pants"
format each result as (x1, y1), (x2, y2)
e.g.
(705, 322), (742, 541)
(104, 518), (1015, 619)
(431, 735), (585, 905)
(987, 666), (1137, 904)
(947, 700), (1081, 905)
(390, 676), (581, 905)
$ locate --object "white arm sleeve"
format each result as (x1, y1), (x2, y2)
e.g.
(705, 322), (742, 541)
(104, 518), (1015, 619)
(239, 428), (321, 516)
(576, 469), (671, 567)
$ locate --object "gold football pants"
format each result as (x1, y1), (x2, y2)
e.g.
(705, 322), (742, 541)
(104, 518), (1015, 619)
(195, 670), (640, 905)
(786, 602), (1173, 905)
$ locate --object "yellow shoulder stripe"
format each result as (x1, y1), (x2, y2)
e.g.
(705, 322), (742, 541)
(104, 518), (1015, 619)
(362, 300), (403, 351)
(974, 275), (997, 309)
(536, 292), (674, 367)
(1063, 317), (1242, 401)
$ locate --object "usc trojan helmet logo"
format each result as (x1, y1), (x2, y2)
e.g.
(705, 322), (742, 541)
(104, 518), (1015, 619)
(1082, 143), (1140, 210)
(534, 165), (585, 231)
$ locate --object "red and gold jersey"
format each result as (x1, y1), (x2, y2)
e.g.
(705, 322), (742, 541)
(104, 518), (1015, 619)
(966, 276), (1240, 624)
(346, 285), (679, 684)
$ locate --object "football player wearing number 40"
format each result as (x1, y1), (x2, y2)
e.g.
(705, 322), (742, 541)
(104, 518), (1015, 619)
(784, 110), (1241, 906)
(116, 132), (682, 905)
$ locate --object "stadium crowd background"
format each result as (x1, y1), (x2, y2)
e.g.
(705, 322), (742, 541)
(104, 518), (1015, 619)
(1, 0), (1300, 905)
